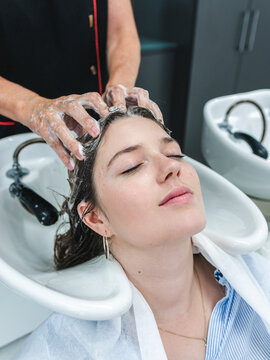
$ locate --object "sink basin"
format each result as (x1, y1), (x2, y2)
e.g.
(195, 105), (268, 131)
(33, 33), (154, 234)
(0, 132), (268, 345)
(0, 132), (132, 322)
(202, 89), (270, 200)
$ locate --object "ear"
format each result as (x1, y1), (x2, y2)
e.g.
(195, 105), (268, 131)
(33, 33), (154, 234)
(77, 201), (113, 237)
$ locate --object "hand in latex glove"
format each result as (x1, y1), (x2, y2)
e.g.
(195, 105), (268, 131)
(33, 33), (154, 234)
(104, 84), (163, 123)
(25, 93), (109, 170)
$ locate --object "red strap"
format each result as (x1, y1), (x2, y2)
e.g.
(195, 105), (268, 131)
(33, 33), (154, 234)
(93, 0), (103, 95)
(0, 121), (15, 125)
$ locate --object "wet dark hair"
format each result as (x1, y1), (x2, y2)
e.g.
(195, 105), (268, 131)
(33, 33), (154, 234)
(54, 106), (172, 270)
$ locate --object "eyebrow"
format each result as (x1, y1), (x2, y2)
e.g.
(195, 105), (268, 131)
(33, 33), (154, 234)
(107, 136), (179, 169)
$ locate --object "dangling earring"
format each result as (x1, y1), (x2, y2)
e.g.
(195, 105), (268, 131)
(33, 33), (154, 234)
(103, 233), (110, 260)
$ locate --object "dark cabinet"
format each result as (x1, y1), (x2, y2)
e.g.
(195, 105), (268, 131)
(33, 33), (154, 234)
(237, 0), (270, 91)
(184, 0), (270, 161)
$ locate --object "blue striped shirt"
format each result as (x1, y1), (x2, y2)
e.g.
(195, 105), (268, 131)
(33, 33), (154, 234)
(206, 269), (270, 359)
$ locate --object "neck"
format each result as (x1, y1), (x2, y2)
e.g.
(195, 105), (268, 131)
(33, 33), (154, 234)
(112, 237), (196, 324)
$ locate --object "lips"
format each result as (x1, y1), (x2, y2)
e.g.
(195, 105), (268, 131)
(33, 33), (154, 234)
(159, 186), (193, 206)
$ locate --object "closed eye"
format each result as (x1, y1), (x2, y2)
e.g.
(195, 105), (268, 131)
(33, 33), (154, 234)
(121, 154), (184, 174)
(122, 163), (143, 174)
(167, 155), (185, 159)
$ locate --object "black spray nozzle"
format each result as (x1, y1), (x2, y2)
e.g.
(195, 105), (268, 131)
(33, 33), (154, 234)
(9, 182), (59, 226)
(233, 131), (268, 159)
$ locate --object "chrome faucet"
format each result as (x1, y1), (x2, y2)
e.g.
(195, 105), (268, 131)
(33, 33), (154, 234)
(6, 137), (59, 226)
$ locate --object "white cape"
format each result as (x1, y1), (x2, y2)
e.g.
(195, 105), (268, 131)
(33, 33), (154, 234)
(14, 232), (270, 360)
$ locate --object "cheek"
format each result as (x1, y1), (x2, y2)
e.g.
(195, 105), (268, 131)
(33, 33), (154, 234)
(183, 164), (203, 198)
(181, 164), (206, 221)
(183, 163), (198, 181)
(96, 174), (161, 246)
(97, 176), (151, 224)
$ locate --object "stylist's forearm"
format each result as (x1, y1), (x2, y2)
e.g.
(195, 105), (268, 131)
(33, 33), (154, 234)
(106, 34), (141, 89)
(0, 76), (41, 124)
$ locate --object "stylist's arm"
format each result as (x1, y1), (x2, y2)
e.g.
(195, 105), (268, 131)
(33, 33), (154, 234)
(0, 76), (108, 170)
(104, 0), (163, 122)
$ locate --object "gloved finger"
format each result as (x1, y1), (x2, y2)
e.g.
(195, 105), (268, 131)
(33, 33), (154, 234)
(126, 87), (149, 107)
(136, 89), (150, 107)
(104, 85), (127, 110)
(41, 128), (74, 170)
(49, 113), (86, 161)
(126, 88), (163, 122)
(147, 99), (164, 123)
(77, 92), (109, 117)
(58, 100), (100, 138)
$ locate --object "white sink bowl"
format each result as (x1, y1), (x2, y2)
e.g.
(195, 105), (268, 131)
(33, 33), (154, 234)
(0, 132), (268, 344)
(0, 133), (132, 323)
(202, 89), (270, 200)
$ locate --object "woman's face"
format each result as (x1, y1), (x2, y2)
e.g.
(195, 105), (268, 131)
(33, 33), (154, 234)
(93, 116), (206, 249)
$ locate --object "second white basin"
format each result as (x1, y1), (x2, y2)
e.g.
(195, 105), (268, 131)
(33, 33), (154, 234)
(202, 89), (270, 200)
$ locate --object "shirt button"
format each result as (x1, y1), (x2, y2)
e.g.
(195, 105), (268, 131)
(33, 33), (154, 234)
(90, 65), (97, 75)
(89, 14), (94, 28)
(214, 270), (223, 281)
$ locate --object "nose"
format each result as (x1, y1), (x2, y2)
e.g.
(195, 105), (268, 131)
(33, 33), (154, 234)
(156, 154), (181, 183)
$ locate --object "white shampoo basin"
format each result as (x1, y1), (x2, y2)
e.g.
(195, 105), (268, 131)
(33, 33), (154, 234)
(0, 132), (268, 344)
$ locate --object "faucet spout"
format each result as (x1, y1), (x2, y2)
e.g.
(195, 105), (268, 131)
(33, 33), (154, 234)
(6, 137), (59, 226)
